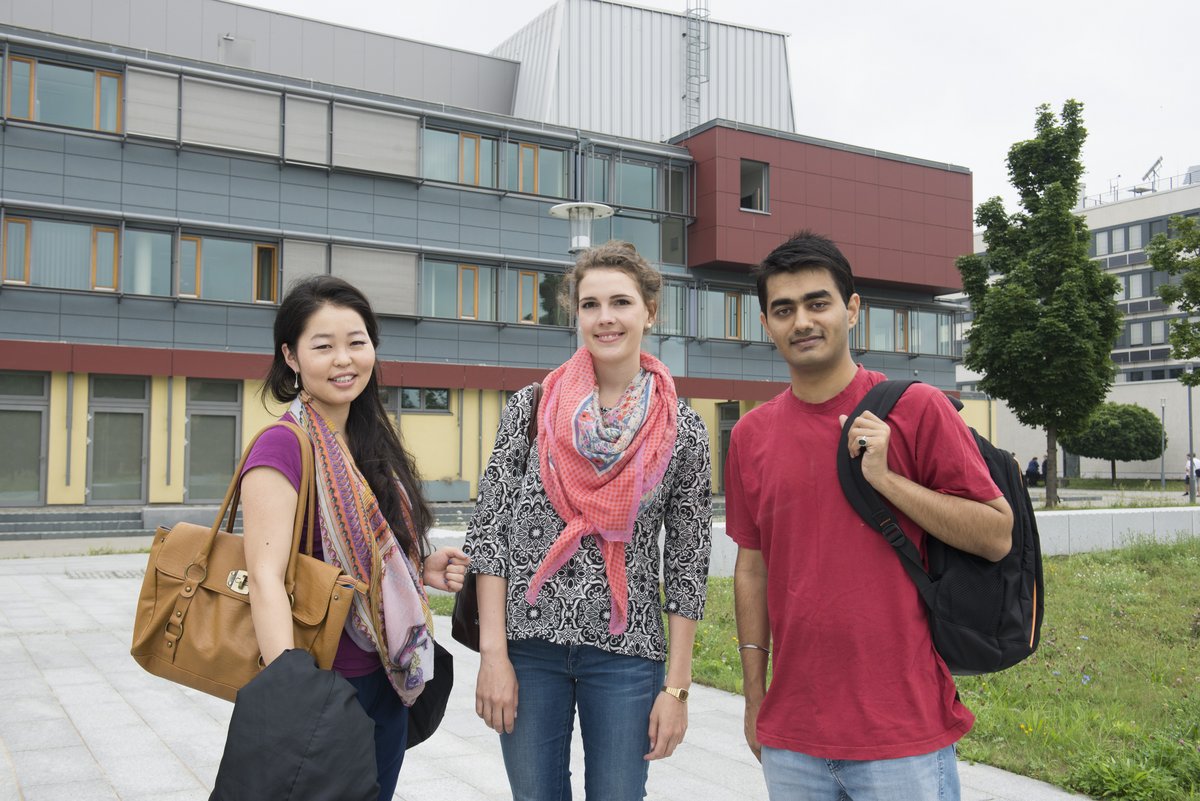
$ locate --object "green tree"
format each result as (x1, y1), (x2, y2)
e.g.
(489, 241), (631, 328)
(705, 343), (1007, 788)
(1060, 402), (1166, 485)
(957, 100), (1121, 508)
(1150, 215), (1200, 385)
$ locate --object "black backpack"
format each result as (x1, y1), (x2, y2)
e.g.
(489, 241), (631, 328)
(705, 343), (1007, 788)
(836, 380), (1044, 675)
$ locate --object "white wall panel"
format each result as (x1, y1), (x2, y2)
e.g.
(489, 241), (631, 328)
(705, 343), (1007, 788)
(284, 95), (328, 165)
(330, 245), (416, 316)
(182, 78), (281, 155)
(331, 104), (418, 177)
(281, 239), (326, 291)
(125, 67), (179, 140)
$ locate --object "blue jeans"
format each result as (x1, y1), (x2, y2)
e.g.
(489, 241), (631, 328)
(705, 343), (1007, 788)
(761, 744), (960, 801)
(500, 638), (665, 801)
(345, 668), (410, 801)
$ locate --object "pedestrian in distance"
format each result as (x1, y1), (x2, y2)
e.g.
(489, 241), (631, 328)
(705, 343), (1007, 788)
(726, 230), (1013, 801)
(1025, 456), (1041, 488)
(239, 275), (468, 800)
(465, 240), (713, 801)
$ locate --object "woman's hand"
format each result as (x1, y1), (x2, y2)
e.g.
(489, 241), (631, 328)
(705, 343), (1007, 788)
(476, 653), (519, 734)
(423, 547), (469, 592)
(645, 691), (688, 760)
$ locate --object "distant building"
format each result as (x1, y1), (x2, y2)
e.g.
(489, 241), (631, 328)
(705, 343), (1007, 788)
(0, 0), (973, 509)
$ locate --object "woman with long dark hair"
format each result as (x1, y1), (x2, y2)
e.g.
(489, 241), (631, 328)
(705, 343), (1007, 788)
(241, 274), (467, 799)
(465, 241), (713, 800)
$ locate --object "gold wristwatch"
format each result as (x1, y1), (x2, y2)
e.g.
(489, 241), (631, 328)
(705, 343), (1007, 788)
(661, 685), (689, 703)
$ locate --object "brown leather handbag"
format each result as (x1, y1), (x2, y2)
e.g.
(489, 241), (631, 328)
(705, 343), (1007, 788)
(131, 421), (365, 701)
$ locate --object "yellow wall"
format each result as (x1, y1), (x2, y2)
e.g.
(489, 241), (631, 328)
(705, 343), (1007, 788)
(46, 372), (88, 505)
(399, 392), (464, 486)
(958, 396), (996, 442)
(242, 379), (289, 448)
(147, 376), (185, 503)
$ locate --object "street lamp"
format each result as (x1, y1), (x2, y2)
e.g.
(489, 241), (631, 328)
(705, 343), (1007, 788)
(1189, 365), (1196, 505)
(1160, 397), (1166, 491)
(548, 202), (615, 254)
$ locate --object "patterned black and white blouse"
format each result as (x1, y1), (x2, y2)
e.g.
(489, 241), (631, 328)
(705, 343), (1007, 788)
(464, 384), (712, 662)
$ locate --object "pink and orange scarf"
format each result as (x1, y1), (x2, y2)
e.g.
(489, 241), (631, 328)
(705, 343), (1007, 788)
(527, 347), (678, 635)
(291, 397), (434, 706)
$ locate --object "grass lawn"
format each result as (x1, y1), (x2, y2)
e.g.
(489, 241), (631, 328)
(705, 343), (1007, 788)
(433, 539), (1200, 800)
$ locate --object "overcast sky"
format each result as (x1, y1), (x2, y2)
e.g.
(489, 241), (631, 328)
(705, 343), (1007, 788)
(252, 0), (1198, 220)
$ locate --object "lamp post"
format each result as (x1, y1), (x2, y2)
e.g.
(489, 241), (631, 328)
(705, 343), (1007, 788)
(1160, 397), (1166, 491)
(1189, 365), (1196, 505)
(548, 202), (615, 254)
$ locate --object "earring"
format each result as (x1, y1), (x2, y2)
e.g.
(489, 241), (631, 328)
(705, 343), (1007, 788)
(293, 371), (299, 390)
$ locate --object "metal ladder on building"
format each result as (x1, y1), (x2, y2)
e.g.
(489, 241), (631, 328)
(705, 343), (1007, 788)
(682, 0), (711, 133)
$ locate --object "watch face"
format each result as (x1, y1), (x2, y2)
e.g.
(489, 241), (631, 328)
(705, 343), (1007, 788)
(665, 686), (688, 701)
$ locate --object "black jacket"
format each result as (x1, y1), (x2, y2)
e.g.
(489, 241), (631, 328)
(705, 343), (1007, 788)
(210, 649), (378, 801)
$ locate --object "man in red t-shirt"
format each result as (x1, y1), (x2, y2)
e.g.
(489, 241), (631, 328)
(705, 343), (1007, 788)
(726, 231), (1012, 800)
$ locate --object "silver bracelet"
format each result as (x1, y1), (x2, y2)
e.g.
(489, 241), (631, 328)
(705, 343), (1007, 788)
(737, 642), (771, 656)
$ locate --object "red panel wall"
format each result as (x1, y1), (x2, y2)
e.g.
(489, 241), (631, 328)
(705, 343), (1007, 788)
(683, 126), (974, 294)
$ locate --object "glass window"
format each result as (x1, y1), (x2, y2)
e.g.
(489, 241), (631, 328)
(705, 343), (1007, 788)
(587, 155), (610, 202)
(742, 291), (767, 342)
(187, 379), (239, 403)
(37, 62), (94, 129)
(3, 219), (30, 283)
(655, 281), (688, 336)
(1111, 227), (1126, 253)
(741, 160), (769, 211)
(180, 236), (200, 297)
(92, 227), (118, 291)
(0, 408), (42, 504)
(187, 414), (237, 501)
(612, 215), (659, 263)
(1128, 272), (1144, 299)
(90, 410), (144, 502)
(661, 217), (685, 265)
(1151, 320), (1166, 345)
(0, 372), (45, 396)
(506, 270), (567, 326)
(1129, 322), (1144, 346)
(868, 306), (895, 351)
(93, 375), (147, 399)
(666, 167), (687, 214)
(1149, 219), (1167, 240)
(423, 128), (459, 182)
(477, 137), (497, 188)
(702, 288), (724, 339)
(397, 387), (450, 412)
(724, 292), (741, 339)
(122, 229), (172, 296)
(201, 237), (254, 302)
(895, 309), (909, 352)
(1094, 231), (1109, 256)
(1113, 275), (1126, 302)
(96, 71), (121, 132)
(31, 220), (91, 291)
(537, 147), (566, 198)
(1129, 224), (1143, 250)
(504, 142), (547, 194)
(254, 245), (277, 303)
(422, 261), (493, 320)
(9, 58), (32, 118)
(618, 159), (656, 208)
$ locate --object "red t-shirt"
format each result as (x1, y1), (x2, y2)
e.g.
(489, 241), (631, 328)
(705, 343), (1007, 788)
(241, 415), (380, 678)
(725, 367), (1001, 760)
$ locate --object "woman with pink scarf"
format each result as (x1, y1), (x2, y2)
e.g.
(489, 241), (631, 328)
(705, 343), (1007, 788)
(465, 241), (713, 800)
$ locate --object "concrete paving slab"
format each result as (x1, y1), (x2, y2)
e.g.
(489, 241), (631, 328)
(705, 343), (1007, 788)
(0, 552), (1095, 800)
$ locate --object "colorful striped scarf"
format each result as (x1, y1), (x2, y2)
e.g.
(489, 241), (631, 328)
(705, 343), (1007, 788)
(527, 347), (678, 635)
(291, 398), (434, 706)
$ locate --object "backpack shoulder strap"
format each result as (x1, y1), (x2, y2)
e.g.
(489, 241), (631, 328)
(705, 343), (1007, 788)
(836, 379), (936, 606)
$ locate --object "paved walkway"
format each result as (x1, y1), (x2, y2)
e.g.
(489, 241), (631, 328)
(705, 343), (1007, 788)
(0, 552), (1091, 801)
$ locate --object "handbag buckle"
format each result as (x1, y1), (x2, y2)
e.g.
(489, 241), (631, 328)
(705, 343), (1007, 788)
(226, 570), (250, 595)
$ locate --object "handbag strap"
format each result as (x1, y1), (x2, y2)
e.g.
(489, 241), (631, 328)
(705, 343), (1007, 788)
(190, 421), (316, 596)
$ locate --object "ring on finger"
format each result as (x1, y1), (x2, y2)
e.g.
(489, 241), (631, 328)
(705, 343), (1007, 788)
(857, 436), (868, 447)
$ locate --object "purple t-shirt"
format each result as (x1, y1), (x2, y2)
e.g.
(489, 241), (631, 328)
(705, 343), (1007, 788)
(241, 414), (380, 678)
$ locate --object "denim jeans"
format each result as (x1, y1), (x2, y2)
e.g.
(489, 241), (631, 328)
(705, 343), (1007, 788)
(500, 638), (665, 801)
(345, 667), (410, 801)
(761, 743), (960, 801)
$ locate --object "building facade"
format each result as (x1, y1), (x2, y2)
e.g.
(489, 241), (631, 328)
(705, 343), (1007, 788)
(0, 0), (974, 509)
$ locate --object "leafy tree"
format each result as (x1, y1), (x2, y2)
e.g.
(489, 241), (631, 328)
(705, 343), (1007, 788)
(1151, 215), (1200, 385)
(957, 100), (1122, 507)
(1060, 402), (1166, 485)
